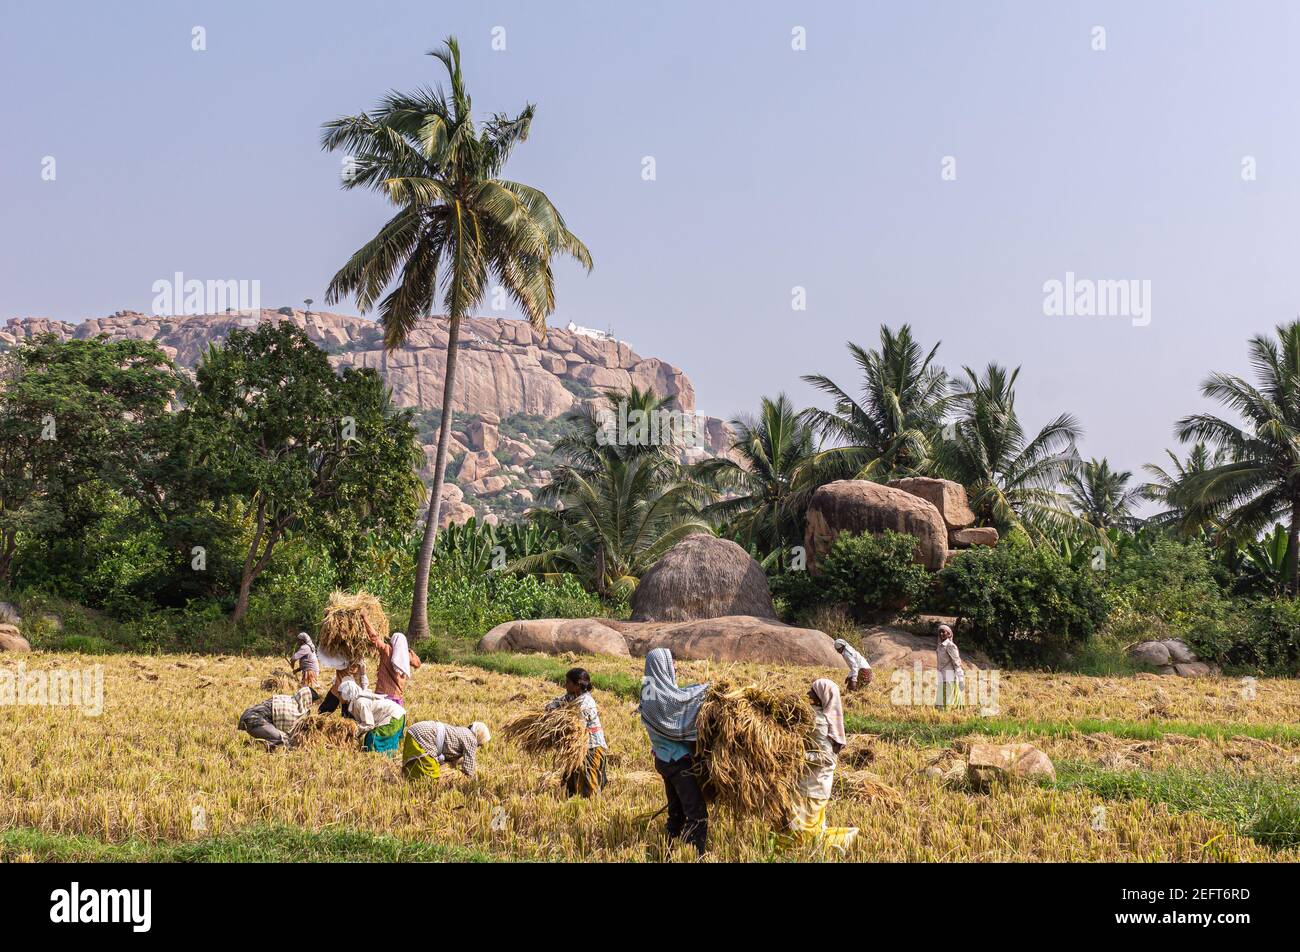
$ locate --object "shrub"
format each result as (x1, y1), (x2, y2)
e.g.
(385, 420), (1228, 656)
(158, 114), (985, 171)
(1186, 598), (1300, 675)
(425, 571), (608, 645)
(819, 530), (932, 618)
(935, 537), (1109, 666)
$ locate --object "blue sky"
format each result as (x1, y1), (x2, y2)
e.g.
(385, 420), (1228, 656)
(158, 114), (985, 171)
(3, 1), (1299, 489)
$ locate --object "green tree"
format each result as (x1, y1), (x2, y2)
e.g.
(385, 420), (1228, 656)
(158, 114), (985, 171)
(0, 336), (178, 582)
(177, 323), (423, 621)
(1176, 321), (1300, 594)
(1065, 457), (1143, 530)
(936, 363), (1083, 540)
(321, 37), (591, 639)
(696, 393), (816, 558)
(800, 325), (950, 480)
(1142, 442), (1228, 534)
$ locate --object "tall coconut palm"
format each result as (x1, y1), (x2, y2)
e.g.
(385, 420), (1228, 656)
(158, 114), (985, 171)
(1142, 442), (1228, 534)
(1065, 457), (1144, 531)
(1176, 321), (1300, 594)
(321, 37), (591, 639)
(936, 363), (1084, 540)
(695, 394), (817, 558)
(800, 325), (951, 480)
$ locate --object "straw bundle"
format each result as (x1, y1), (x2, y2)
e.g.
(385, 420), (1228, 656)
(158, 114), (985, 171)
(318, 591), (389, 661)
(292, 715), (359, 750)
(502, 704), (588, 776)
(835, 769), (902, 804)
(261, 670), (297, 693)
(695, 679), (815, 824)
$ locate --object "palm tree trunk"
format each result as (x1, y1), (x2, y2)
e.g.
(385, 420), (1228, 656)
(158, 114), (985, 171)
(408, 315), (461, 639)
(1289, 499), (1300, 597)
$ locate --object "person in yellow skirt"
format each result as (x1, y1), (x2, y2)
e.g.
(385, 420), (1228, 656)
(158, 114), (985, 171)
(786, 678), (858, 852)
(401, 719), (490, 779)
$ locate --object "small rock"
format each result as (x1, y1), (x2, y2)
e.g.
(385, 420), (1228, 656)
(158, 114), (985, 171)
(966, 743), (1055, 789)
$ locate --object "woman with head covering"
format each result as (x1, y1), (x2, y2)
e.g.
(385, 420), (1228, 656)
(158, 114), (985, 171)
(545, 667), (608, 798)
(787, 678), (858, 851)
(936, 624), (965, 708)
(338, 678), (406, 755)
(363, 617), (421, 703)
(291, 632), (319, 687)
(402, 719), (491, 780)
(833, 638), (873, 692)
(639, 648), (709, 855)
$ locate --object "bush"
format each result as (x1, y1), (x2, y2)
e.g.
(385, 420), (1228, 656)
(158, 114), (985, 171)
(1186, 598), (1300, 675)
(935, 537), (1109, 666)
(425, 570), (608, 645)
(818, 530), (932, 618)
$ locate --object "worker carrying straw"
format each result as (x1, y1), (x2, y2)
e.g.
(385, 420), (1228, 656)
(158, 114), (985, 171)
(833, 638), (873, 693)
(291, 632), (319, 686)
(545, 667), (608, 797)
(364, 617), (421, 703)
(639, 648), (709, 855)
(320, 658), (369, 716)
(787, 678), (858, 852)
(402, 720), (491, 780)
(237, 683), (319, 751)
(936, 624), (965, 708)
(338, 679), (406, 755)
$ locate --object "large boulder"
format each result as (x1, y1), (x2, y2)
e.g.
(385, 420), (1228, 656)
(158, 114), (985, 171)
(0, 624), (30, 652)
(859, 625), (991, 671)
(966, 743), (1055, 788)
(631, 535), (776, 622)
(1128, 638), (1215, 676)
(887, 477), (976, 530)
(950, 527), (999, 548)
(804, 480), (949, 572)
(477, 618), (630, 657)
(610, 616), (841, 666)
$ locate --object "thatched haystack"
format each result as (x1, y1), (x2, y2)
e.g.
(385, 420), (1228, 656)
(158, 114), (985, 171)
(318, 591), (388, 661)
(695, 679), (814, 824)
(631, 535), (776, 623)
(503, 705), (588, 776)
(292, 715), (360, 750)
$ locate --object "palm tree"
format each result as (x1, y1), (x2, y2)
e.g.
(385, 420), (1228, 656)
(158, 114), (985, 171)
(1065, 458), (1144, 531)
(695, 394), (817, 558)
(800, 325), (951, 480)
(1176, 321), (1300, 594)
(1142, 442), (1228, 533)
(321, 37), (591, 639)
(936, 363), (1083, 540)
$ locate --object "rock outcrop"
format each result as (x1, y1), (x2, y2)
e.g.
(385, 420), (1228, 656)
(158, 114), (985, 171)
(1128, 638), (1217, 677)
(0, 624), (30, 652)
(631, 535), (776, 623)
(887, 477), (997, 550)
(804, 480), (950, 572)
(478, 618), (631, 657)
(858, 625), (991, 671)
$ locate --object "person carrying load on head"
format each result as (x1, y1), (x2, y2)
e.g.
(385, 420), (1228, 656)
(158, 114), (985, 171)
(833, 638), (872, 693)
(363, 616), (420, 703)
(338, 678), (406, 755)
(545, 667), (608, 797)
(237, 683), (319, 751)
(402, 720), (491, 780)
(639, 647), (709, 855)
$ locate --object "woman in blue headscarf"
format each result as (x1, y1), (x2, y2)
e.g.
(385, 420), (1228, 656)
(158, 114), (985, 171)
(639, 648), (710, 855)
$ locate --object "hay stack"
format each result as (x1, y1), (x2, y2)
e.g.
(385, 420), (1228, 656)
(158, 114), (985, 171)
(835, 769), (902, 803)
(292, 715), (359, 750)
(502, 705), (587, 776)
(318, 591), (388, 662)
(695, 679), (814, 824)
(260, 670), (297, 693)
(631, 535), (776, 622)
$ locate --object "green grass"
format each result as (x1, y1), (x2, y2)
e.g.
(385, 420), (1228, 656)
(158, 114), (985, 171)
(1046, 761), (1300, 850)
(0, 825), (503, 863)
(462, 652), (642, 699)
(845, 714), (1300, 746)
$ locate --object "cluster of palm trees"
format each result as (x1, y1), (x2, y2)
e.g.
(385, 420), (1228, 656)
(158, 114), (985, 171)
(324, 37), (1300, 628)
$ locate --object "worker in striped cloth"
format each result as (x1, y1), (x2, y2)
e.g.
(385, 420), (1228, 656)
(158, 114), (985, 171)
(402, 720), (491, 780)
(237, 684), (318, 751)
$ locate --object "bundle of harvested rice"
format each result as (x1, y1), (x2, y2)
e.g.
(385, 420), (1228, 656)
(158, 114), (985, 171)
(835, 769), (902, 803)
(502, 705), (587, 776)
(695, 679), (814, 824)
(260, 671), (298, 693)
(318, 590), (389, 662)
(292, 715), (360, 750)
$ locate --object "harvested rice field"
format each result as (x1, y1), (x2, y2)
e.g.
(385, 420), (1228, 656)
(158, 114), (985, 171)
(2, 652), (1299, 862)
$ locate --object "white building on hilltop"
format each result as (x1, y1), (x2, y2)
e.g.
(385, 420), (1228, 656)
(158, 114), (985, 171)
(565, 320), (618, 343)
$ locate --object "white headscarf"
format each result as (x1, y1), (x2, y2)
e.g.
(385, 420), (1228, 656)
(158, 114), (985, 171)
(471, 721), (491, 746)
(389, 631), (411, 677)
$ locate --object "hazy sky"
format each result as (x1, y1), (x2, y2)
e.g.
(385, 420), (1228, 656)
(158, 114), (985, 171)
(3, 1), (1299, 488)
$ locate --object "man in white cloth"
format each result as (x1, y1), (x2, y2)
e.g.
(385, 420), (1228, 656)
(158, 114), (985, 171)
(833, 638), (873, 692)
(936, 624), (965, 708)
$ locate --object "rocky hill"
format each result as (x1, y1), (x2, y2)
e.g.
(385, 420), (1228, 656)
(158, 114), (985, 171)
(0, 309), (735, 525)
